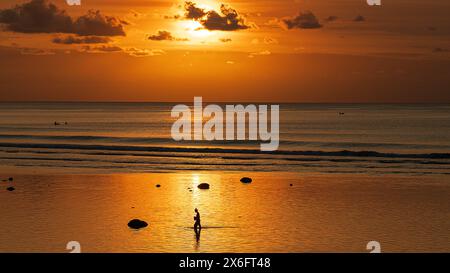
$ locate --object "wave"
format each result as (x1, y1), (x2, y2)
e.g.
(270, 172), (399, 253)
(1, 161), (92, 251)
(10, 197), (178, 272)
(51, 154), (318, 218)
(2, 156), (449, 169)
(0, 142), (449, 160)
(1, 134), (450, 150)
(0, 134), (170, 143)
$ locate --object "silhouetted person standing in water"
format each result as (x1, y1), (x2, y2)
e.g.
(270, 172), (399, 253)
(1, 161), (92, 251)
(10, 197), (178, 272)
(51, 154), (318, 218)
(194, 208), (201, 231)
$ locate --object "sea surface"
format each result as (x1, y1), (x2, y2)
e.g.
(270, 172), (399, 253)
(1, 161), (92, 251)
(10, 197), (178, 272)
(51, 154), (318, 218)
(0, 102), (449, 175)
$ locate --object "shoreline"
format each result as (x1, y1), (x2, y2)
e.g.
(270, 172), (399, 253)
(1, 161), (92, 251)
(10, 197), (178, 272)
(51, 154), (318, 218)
(2, 165), (450, 177)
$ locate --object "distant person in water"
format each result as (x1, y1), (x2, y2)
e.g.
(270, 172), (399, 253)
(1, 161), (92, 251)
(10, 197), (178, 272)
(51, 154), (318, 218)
(194, 208), (201, 231)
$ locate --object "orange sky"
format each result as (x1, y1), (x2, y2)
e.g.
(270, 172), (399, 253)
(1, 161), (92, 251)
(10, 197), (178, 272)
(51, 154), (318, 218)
(0, 0), (449, 102)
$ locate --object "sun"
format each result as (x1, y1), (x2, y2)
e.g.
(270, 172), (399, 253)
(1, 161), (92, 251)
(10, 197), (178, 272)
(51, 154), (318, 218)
(174, 0), (222, 40)
(179, 20), (213, 39)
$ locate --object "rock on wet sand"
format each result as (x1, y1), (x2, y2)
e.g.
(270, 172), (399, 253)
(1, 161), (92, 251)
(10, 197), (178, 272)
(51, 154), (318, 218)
(197, 183), (210, 190)
(240, 177), (252, 184)
(7, 187), (15, 191)
(128, 219), (148, 229)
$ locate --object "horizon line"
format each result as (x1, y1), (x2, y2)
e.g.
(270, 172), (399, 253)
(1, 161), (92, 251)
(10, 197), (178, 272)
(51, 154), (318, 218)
(0, 101), (449, 105)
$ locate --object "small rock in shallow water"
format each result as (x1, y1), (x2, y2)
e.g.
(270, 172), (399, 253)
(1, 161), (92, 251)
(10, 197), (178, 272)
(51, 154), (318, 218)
(240, 177), (252, 184)
(7, 187), (15, 191)
(197, 183), (210, 190)
(128, 219), (148, 229)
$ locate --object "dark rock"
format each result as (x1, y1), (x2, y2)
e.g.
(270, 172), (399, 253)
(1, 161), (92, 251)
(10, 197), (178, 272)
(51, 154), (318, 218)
(8, 177), (13, 181)
(128, 219), (148, 229)
(156, 184), (161, 188)
(7, 187), (15, 191)
(290, 184), (293, 187)
(197, 183), (210, 190)
(240, 177), (252, 184)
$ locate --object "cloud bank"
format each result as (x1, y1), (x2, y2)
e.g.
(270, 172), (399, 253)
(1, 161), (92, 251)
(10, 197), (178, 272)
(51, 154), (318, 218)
(0, 0), (126, 36)
(53, 35), (111, 44)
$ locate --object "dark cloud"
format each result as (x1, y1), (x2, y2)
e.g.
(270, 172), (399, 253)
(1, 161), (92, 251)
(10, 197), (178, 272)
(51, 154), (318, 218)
(353, 15), (365, 22)
(82, 45), (123, 53)
(0, 0), (72, 33)
(73, 10), (127, 36)
(52, 35), (111, 44)
(0, 0), (126, 36)
(283, 11), (322, 29)
(148, 30), (173, 41)
(184, 1), (206, 20)
(78, 45), (165, 57)
(181, 1), (250, 31)
(94, 45), (122, 52)
(148, 30), (189, 41)
(202, 5), (250, 31)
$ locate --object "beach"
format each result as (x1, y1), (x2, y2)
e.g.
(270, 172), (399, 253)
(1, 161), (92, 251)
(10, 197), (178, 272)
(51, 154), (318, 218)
(1, 169), (449, 253)
(0, 102), (449, 253)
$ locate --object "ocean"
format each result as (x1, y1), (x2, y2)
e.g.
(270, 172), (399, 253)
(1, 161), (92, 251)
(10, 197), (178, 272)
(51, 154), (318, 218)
(0, 102), (449, 175)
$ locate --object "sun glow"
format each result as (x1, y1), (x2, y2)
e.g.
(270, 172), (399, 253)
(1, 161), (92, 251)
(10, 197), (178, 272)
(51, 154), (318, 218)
(191, 173), (202, 202)
(193, 0), (216, 11)
(180, 20), (213, 39)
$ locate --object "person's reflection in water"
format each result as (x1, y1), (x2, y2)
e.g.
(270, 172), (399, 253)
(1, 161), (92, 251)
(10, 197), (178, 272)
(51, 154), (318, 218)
(195, 227), (201, 242)
(194, 228), (201, 251)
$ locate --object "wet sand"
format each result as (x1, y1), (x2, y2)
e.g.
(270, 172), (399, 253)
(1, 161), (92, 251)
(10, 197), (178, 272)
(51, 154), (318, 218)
(0, 169), (449, 253)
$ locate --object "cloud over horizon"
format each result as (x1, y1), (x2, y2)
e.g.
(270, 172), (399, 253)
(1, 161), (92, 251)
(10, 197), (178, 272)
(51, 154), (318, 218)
(148, 30), (188, 41)
(282, 11), (322, 29)
(52, 35), (111, 44)
(82, 45), (123, 53)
